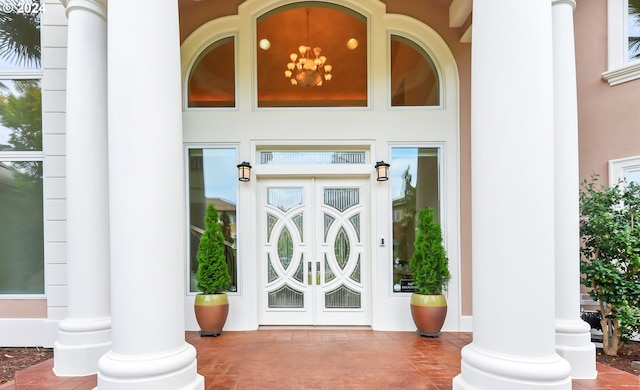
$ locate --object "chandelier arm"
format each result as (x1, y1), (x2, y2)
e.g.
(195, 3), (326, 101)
(306, 9), (310, 47)
(284, 7), (330, 88)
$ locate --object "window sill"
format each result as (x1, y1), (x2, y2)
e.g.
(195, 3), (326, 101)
(602, 62), (640, 86)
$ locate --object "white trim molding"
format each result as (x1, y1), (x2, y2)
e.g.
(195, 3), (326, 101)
(608, 155), (640, 185)
(602, 62), (640, 85)
(449, 0), (472, 28)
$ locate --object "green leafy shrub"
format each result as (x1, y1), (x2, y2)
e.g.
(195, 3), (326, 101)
(409, 207), (450, 295)
(580, 175), (640, 356)
(195, 204), (231, 294)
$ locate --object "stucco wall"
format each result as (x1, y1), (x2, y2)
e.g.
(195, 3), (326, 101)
(0, 300), (47, 318)
(575, 0), (640, 182)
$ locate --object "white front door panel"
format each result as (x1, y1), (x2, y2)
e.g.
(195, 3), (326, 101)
(258, 178), (370, 326)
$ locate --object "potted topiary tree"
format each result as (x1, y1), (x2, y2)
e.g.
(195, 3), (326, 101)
(409, 207), (451, 337)
(194, 203), (232, 337)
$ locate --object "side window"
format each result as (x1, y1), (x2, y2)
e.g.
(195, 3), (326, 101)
(609, 155), (640, 185)
(390, 35), (440, 107)
(188, 37), (235, 108)
(0, 1), (45, 295)
(0, 160), (44, 294)
(390, 147), (441, 293)
(604, 0), (640, 85)
(187, 148), (239, 293)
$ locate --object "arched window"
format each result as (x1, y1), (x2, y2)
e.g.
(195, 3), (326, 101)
(188, 37), (235, 107)
(256, 4), (367, 108)
(390, 35), (440, 107)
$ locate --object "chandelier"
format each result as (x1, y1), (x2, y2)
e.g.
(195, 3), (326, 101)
(284, 9), (332, 87)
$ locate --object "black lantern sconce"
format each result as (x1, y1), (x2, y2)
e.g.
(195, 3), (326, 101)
(237, 161), (252, 182)
(375, 161), (390, 181)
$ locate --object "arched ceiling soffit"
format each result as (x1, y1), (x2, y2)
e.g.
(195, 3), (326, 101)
(179, 0), (470, 106)
(177, 0), (472, 45)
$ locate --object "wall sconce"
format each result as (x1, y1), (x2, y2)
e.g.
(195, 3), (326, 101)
(237, 161), (252, 182)
(375, 161), (390, 181)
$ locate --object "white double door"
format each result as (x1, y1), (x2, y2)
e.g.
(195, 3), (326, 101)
(258, 178), (370, 326)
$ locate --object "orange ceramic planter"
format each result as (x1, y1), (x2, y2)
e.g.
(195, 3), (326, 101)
(194, 293), (229, 337)
(410, 293), (447, 337)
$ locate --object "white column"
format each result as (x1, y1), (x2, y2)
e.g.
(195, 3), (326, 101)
(552, 0), (597, 379)
(96, 0), (204, 388)
(53, 0), (111, 377)
(453, 1), (572, 388)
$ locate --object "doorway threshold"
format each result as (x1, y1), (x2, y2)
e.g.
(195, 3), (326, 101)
(258, 325), (373, 331)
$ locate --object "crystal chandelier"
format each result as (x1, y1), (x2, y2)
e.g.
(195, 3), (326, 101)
(284, 9), (332, 87)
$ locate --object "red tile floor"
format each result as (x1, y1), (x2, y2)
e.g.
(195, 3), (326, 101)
(1, 330), (638, 389)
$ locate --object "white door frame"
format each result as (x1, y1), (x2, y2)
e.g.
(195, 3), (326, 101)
(257, 177), (371, 326)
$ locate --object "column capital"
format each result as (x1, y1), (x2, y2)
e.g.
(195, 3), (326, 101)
(552, 0), (576, 10)
(63, 0), (107, 19)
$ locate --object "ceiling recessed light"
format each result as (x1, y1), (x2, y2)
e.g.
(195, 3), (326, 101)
(259, 38), (271, 50)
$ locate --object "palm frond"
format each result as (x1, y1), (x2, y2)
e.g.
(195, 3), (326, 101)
(630, 36), (640, 60)
(629, 0), (640, 60)
(630, 0), (640, 15)
(0, 0), (41, 67)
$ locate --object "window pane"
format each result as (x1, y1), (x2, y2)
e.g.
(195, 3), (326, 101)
(391, 35), (439, 107)
(256, 5), (367, 107)
(0, 161), (44, 294)
(188, 37), (235, 107)
(0, 79), (42, 151)
(0, 2), (42, 70)
(188, 148), (238, 292)
(391, 147), (440, 293)
(625, 167), (640, 184)
(260, 150), (366, 164)
(629, 2), (640, 62)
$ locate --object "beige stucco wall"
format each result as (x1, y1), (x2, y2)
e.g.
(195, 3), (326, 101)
(0, 300), (47, 318)
(575, 0), (640, 182)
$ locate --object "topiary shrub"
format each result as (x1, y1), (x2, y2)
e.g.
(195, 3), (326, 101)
(195, 203), (231, 295)
(409, 207), (450, 295)
(580, 175), (640, 356)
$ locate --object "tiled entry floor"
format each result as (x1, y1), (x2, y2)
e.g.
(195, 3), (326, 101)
(195, 329), (468, 389)
(2, 330), (639, 389)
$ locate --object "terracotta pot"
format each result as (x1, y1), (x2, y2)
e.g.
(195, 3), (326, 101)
(410, 293), (447, 337)
(194, 293), (229, 337)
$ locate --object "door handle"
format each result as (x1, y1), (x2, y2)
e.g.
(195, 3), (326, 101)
(316, 262), (321, 285)
(308, 262), (313, 285)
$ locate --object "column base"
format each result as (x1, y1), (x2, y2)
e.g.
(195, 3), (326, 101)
(556, 319), (597, 379)
(97, 342), (204, 390)
(453, 343), (572, 390)
(54, 317), (111, 376)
